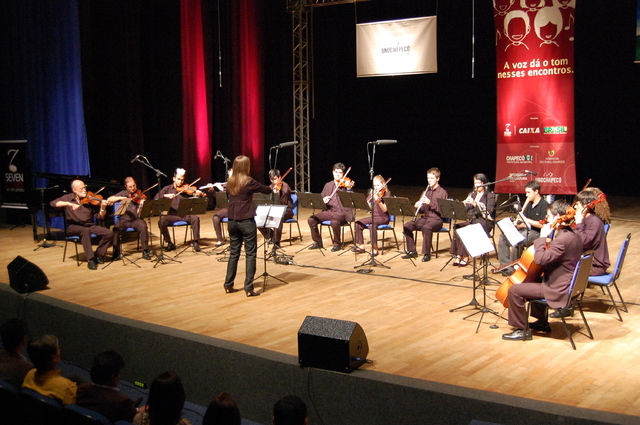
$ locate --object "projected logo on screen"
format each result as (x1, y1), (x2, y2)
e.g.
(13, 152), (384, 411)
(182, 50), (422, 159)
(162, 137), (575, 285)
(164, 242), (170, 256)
(356, 16), (437, 77)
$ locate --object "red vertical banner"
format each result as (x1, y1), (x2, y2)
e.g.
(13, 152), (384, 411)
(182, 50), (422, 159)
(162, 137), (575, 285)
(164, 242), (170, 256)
(232, 0), (264, 179)
(494, 1), (577, 195)
(181, 0), (212, 181)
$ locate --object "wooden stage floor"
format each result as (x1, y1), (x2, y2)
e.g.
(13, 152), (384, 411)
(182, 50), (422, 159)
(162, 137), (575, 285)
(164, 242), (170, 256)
(1, 189), (639, 419)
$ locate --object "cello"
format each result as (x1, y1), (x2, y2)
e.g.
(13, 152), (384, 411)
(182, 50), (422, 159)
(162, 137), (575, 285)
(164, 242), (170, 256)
(495, 207), (576, 308)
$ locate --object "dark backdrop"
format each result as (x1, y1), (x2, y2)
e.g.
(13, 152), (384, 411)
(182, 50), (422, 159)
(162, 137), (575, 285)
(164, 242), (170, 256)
(3, 0), (639, 196)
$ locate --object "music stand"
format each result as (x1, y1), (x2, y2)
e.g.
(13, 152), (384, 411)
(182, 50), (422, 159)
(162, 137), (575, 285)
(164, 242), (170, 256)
(438, 199), (470, 269)
(295, 192), (327, 255)
(449, 223), (501, 333)
(334, 191), (364, 253)
(173, 197), (209, 258)
(383, 197), (417, 265)
(252, 204), (289, 291)
(33, 186), (63, 249)
(140, 199), (181, 268)
(345, 193), (390, 273)
(103, 199), (141, 269)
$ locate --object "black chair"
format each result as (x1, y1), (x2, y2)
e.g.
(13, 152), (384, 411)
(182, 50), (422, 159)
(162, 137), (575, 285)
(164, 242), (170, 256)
(63, 403), (113, 425)
(18, 387), (64, 425)
(0, 379), (19, 424)
(524, 251), (595, 350)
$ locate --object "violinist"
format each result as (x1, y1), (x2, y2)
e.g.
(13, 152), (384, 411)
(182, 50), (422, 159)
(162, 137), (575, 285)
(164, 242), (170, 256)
(449, 173), (496, 267)
(572, 188), (610, 277)
(50, 180), (114, 270)
(154, 168), (203, 252)
(352, 175), (391, 255)
(502, 199), (582, 341)
(496, 180), (548, 276)
(222, 155), (274, 296)
(307, 163), (354, 252)
(106, 177), (152, 260)
(258, 169), (293, 250)
(402, 167), (448, 262)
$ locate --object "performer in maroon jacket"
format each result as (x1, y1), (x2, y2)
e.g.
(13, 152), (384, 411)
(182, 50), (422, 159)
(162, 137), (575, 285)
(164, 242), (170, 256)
(573, 188), (610, 276)
(502, 199), (583, 341)
(402, 167), (448, 262)
(51, 179), (114, 270)
(353, 175), (390, 256)
(260, 169), (293, 250)
(307, 163), (354, 252)
(107, 177), (151, 260)
(222, 155), (273, 297)
(155, 168), (204, 252)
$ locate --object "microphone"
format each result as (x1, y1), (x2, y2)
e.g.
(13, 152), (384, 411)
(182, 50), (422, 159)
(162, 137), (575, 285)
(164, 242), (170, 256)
(276, 141), (298, 149)
(369, 139), (398, 145)
(130, 155), (140, 163)
(524, 169), (538, 176)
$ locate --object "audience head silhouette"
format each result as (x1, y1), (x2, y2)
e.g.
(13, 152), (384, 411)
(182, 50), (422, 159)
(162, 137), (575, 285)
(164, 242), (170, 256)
(27, 334), (60, 373)
(90, 349), (125, 386)
(147, 371), (186, 425)
(273, 395), (308, 425)
(1, 317), (28, 354)
(202, 392), (241, 425)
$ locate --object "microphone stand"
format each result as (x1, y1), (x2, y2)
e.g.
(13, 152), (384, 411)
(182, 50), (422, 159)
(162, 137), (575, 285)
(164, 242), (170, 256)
(132, 155), (167, 251)
(355, 142), (391, 274)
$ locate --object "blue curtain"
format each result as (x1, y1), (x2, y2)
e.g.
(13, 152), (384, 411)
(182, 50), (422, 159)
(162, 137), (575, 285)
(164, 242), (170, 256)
(0, 0), (90, 178)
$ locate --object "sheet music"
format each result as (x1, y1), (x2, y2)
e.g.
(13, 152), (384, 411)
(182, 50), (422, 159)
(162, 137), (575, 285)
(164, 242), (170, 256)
(456, 223), (494, 258)
(497, 217), (525, 247)
(255, 204), (287, 229)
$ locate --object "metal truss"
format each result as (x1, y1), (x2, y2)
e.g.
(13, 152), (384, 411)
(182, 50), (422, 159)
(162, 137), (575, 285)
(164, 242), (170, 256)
(287, 0), (370, 192)
(291, 6), (311, 192)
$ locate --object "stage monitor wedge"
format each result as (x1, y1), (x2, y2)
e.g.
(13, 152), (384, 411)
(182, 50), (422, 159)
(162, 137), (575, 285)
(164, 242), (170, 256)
(298, 315), (369, 373)
(7, 256), (49, 294)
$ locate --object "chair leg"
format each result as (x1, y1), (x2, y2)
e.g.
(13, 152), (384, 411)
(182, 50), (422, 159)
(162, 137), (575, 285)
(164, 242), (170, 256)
(605, 286), (624, 321)
(558, 315), (576, 350)
(610, 283), (628, 313)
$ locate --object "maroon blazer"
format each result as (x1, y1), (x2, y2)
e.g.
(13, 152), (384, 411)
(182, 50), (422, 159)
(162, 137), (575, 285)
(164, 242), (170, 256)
(533, 227), (583, 308)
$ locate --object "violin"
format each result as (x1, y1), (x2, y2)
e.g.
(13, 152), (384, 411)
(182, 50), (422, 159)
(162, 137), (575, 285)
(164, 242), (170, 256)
(129, 183), (158, 204)
(177, 185), (206, 197)
(328, 166), (354, 199)
(366, 177), (392, 204)
(81, 191), (105, 206)
(338, 177), (355, 189)
(130, 189), (147, 205)
(175, 178), (206, 197)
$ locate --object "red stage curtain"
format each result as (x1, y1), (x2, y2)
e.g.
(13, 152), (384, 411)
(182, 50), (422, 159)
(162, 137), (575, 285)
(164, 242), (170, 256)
(181, 0), (212, 181)
(232, 0), (264, 178)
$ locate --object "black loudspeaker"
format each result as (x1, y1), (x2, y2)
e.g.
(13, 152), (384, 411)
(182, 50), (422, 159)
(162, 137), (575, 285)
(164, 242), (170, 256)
(298, 315), (369, 373)
(7, 256), (49, 294)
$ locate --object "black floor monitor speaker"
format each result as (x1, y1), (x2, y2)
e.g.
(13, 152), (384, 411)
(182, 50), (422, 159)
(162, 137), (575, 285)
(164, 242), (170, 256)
(7, 256), (49, 294)
(298, 315), (369, 373)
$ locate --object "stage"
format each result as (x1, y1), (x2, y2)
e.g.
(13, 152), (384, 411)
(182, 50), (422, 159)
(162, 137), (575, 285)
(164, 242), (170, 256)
(1, 188), (639, 424)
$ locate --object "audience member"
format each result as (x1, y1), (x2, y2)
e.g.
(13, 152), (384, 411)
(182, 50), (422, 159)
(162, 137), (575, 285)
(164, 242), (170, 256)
(22, 334), (77, 405)
(134, 371), (191, 425)
(273, 395), (308, 425)
(76, 350), (138, 423)
(202, 392), (241, 425)
(0, 318), (34, 387)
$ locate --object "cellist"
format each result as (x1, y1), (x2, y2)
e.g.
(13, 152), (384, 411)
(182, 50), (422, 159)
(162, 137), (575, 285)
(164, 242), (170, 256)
(502, 199), (582, 341)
